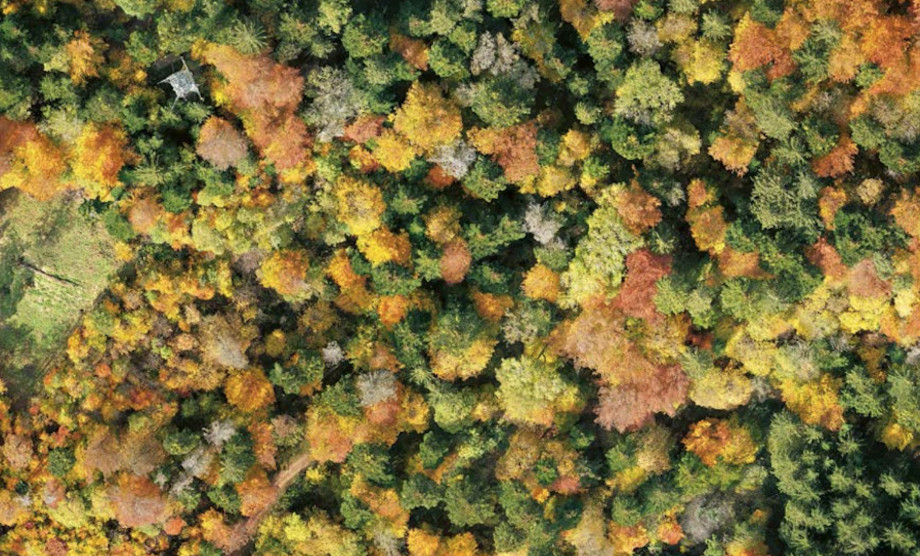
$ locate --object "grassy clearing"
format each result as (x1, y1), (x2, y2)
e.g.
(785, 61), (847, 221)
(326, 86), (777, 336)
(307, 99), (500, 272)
(0, 190), (119, 401)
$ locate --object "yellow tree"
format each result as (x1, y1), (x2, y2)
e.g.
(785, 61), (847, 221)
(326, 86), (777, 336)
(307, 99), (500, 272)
(393, 82), (463, 152)
(72, 124), (134, 200)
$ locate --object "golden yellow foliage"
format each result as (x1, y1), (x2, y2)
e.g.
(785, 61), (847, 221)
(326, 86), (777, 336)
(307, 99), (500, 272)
(225, 368), (276, 412)
(430, 336), (497, 381)
(683, 418), (758, 466)
(72, 124), (134, 200)
(779, 374), (844, 431)
(408, 529), (480, 556)
(373, 129), (417, 172)
(688, 205), (728, 254)
(259, 250), (311, 298)
(356, 227), (411, 266)
(335, 175), (386, 237)
(676, 40), (725, 84)
(425, 205), (462, 244)
(0, 132), (69, 200)
(472, 291), (515, 322)
(66, 30), (105, 85)
(378, 294), (410, 327)
(557, 129), (593, 166)
(522, 264), (561, 303)
(393, 82), (462, 151)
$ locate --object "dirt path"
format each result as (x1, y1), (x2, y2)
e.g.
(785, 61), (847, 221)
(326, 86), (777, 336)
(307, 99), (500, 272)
(225, 449), (314, 554)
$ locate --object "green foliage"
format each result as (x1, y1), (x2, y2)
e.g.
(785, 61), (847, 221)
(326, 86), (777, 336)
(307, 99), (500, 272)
(3, 2), (920, 554)
(769, 413), (920, 555)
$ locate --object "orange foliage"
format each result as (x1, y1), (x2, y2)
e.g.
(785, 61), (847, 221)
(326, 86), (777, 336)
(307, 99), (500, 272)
(197, 116), (248, 170)
(237, 468), (276, 517)
(686, 179), (713, 210)
(425, 164), (456, 189)
(2, 434), (31, 471)
(615, 250), (671, 321)
(616, 183), (662, 234)
(468, 123), (540, 183)
(860, 16), (915, 69)
(805, 237), (848, 280)
(224, 368), (276, 412)
(718, 248), (767, 279)
(818, 186), (847, 230)
(0, 490), (29, 526)
(847, 259), (891, 298)
(199, 44), (311, 172)
(306, 408), (357, 463)
(73, 124), (134, 200)
(344, 115), (385, 143)
(597, 364), (689, 432)
(812, 135), (857, 178)
(553, 301), (688, 432)
(327, 249), (374, 313)
(891, 188), (920, 238)
(127, 196), (164, 235)
(472, 291), (514, 322)
(440, 238), (472, 285)
(682, 418), (758, 466)
(0, 117), (38, 173)
(729, 15), (795, 79)
(378, 294), (410, 326)
(249, 421), (277, 469)
(657, 517), (684, 545)
(109, 474), (168, 528)
(390, 33), (429, 70)
(593, 0), (636, 20)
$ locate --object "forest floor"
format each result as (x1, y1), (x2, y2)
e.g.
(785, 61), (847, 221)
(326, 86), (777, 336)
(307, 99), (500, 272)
(0, 190), (118, 404)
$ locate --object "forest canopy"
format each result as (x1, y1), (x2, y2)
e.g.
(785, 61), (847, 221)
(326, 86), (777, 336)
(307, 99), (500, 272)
(2, 0), (920, 554)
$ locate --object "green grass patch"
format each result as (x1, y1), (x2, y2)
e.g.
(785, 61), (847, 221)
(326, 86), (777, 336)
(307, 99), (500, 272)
(0, 190), (120, 402)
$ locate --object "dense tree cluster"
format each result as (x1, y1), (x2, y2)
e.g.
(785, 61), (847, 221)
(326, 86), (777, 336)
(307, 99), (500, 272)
(2, 0), (920, 554)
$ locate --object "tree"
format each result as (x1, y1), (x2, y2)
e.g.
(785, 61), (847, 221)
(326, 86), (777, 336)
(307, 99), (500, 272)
(0, 122), (69, 200)
(615, 60), (683, 126)
(225, 368), (276, 412)
(109, 474), (169, 528)
(495, 355), (581, 426)
(197, 43), (311, 175)
(197, 116), (248, 170)
(259, 250), (312, 299)
(72, 124), (134, 200)
(394, 82), (463, 152)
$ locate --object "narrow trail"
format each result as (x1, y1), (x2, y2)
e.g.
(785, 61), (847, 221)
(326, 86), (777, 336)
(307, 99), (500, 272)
(225, 449), (314, 554)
